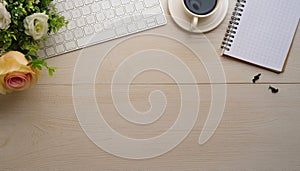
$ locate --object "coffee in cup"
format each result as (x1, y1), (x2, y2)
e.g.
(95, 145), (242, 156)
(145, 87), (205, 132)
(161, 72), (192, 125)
(182, 0), (221, 30)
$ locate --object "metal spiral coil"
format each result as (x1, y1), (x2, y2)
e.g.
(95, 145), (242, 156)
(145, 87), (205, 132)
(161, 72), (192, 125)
(221, 0), (246, 51)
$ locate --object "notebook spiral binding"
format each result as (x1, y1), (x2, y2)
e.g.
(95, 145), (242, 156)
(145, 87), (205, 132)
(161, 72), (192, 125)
(221, 0), (247, 51)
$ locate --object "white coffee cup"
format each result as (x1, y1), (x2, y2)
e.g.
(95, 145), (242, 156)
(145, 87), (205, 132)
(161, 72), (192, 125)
(182, 0), (222, 30)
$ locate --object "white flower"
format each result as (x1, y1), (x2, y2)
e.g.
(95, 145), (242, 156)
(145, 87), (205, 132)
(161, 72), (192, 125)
(0, 1), (11, 30)
(24, 12), (49, 40)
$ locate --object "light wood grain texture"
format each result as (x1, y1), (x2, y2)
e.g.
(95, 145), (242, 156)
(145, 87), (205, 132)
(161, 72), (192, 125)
(1, 0), (300, 170)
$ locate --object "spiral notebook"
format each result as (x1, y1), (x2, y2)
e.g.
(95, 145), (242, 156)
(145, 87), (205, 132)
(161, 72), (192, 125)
(221, 0), (300, 72)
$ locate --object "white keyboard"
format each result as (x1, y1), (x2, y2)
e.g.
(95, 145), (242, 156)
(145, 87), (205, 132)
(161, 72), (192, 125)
(38, 0), (167, 59)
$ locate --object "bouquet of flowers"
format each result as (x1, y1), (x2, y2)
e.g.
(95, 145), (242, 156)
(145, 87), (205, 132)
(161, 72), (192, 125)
(0, 0), (67, 95)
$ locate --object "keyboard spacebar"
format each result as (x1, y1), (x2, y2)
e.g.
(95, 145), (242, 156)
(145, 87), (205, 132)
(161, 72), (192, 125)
(77, 30), (116, 48)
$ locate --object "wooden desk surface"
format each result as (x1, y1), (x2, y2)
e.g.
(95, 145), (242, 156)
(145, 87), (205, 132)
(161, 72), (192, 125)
(1, 0), (300, 170)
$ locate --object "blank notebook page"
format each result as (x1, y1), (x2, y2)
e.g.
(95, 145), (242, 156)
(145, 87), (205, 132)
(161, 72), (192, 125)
(224, 0), (300, 72)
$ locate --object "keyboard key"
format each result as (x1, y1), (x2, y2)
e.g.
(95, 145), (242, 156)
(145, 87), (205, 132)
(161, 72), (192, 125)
(36, 50), (46, 58)
(56, 3), (65, 13)
(84, 0), (94, 5)
(84, 25), (94, 35)
(72, 9), (81, 19)
(146, 18), (156, 27)
(136, 20), (146, 30)
(82, 6), (91, 15)
(121, 0), (130, 4)
(111, 0), (121, 7)
(113, 18), (123, 27)
(96, 12), (105, 21)
(103, 20), (113, 29)
(76, 18), (86, 27)
(142, 6), (162, 18)
(74, 28), (84, 38)
(123, 16), (132, 24)
(58, 26), (66, 33)
(143, 0), (159, 7)
(104, 9), (115, 19)
(91, 3), (101, 13)
(101, 1), (110, 9)
(45, 37), (55, 47)
(73, 0), (84, 7)
(46, 47), (55, 56)
(56, 44), (65, 54)
(116, 26), (128, 36)
(93, 23), (104, 32)
(115, 6), (125, 16)
(62, 11), (72, 20)
(135, 1), (144, 11)
(86, 15), (96, 24)
(64, 31), (74, 41)
(65, 41), (77, 50)
(54, 34), (64, 44)
(132, 12), (142, 21)
(127, 23), (137, 33)
(77, 30), (116, 47)
(125, 4), (134, 13)
(67, 20), (76, 30)
(156, 15), (166, 25)
(64, 1), (74, 10)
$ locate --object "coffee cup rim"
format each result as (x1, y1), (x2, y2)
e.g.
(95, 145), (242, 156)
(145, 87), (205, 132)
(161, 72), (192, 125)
(182, 0), (222, 18)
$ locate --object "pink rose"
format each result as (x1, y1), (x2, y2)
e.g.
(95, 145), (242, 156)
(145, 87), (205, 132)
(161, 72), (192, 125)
(4, 72), (32, 91)
(0, 51), (40, 94)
